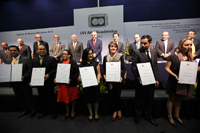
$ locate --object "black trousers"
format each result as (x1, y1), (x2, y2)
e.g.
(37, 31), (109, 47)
(108, 83), (123, 112)
(134, 82), (155, 119)
(37, 82), (57, 114)
(12, 82), (35, 111)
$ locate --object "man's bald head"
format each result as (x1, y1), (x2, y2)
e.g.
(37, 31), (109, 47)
(35, 34), (42, 42)
(1, 42), (8, 49)
(134, 34), (140, 43)
(71, 34), (77, 42)
(17, 38), (23, 46)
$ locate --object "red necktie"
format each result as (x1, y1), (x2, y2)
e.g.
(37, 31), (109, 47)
(19, 46), (21, 51)
(93, 40), (95, 46)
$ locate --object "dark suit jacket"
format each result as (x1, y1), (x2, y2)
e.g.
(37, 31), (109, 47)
(33, 40), (49, 58)
(194, 38), (200, 57)
(131, 48), (159, 81)
(129, 42), (140, 56)
(155, 39), (175, 61)
(19, 44), (32, 59)
(32, 55), (57, 86)
(117, 42), (124, 54)
(58, 59), (79, 86)
(102, 55), (126, 80)
(50, 42), (65, 58)
(6, 56), (32, 82)
(68, 41), (83, 63)
(0, 49), (11, 63)
(87, 39), (102, 61)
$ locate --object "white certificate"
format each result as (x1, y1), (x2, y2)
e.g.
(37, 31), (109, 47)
(79, 66), (98, 88)
(11, 64), (23, 82)
(106, 62), (121, 82)
(55, 63), (71, 83)
(178, 61), (198, 85)
(0, 64), (11, 82)
(30, 68), (46, 86)
(137, 62), (156, 85)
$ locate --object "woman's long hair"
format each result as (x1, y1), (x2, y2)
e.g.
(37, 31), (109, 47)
(177, 38), (193, 61)
(81, 48), (93, 65)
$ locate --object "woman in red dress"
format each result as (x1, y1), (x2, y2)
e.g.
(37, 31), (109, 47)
(55, 50), (79, 119)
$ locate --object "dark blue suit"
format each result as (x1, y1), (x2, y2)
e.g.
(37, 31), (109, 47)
(87, 39), (102, 61)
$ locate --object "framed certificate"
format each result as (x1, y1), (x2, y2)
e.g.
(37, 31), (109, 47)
(106, 62), (121, 82)
(137, 62), (156, 85)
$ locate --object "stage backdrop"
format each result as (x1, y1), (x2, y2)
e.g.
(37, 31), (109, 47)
(0, 5), (200, 58)
(74, 5), (124, 57)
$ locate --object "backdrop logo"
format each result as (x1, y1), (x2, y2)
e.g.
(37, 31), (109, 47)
(88, 13), (108, 28)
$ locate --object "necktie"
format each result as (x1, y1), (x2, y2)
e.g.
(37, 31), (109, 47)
(56, 43), (58, 55)
(5, 50), (7, 56)
(93, 40), (95, 46)
(192, 43), (195, 54)
(38, 42), (40, 46)
(19, 46), (21, 51)
(146, 50), (152, 65)
(73, 43), (76, 50)
(14, 58), (17, 64)
(137, 43), (140, 49)
(40, 57), (43, 65)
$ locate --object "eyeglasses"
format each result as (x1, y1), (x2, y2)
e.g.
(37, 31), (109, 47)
(9, 50), (17, 52)
(63, 53), (69, 55)
(38, 49), (46, 51)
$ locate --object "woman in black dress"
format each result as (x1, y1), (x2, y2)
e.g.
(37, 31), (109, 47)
(80, 48), (101, 121)
(102, 41), (126, 121)
(165, 38), (193, 127)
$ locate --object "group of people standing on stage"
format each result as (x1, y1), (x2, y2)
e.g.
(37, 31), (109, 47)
(0, 29), (200, 127)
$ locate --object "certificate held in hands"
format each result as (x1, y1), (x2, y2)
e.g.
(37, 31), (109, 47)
(31, 68), (46, 86)
(178, 61), (198, 85)
(136, 62), (156, 85)
(0, 64), (11, 82)
(79, 66), (98, 88)
(106, 62), (121, 82)
(12, 64), (23, 82)
(55, 63), (71, 83)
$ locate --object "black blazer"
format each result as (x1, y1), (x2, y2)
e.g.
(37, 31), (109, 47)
(58, 59), (79, 86)
(6, 56), (32, 82)
(129, 42), (138, 56)
(32, 55), (57, 85)
(194, 38), (200, 57)
(0, 49), (11, 63)
(20, 44), (32, 59)
(131, 48), (159, 81)
(33, 40), (49, 58)
(102, 55), (126, 80)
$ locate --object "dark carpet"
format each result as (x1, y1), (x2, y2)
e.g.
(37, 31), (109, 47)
(0, 112), (199, 133)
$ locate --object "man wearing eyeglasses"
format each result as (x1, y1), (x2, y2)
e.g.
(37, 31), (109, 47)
(131, 35), (159, 126)
(32, 45), (57, 119)
(6, 45), (36, 118)
(33, 34), (49, 58)
(155, 31), (175, 61)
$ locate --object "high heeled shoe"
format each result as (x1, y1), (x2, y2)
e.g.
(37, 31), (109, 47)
(174, 117), (186, 126)
(168, 118), (177, 128)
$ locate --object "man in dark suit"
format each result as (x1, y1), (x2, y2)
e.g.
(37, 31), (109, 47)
(49, 34), (65, 61)
(113, 33), (124, 54)
(68, 34), (83, 63)
(17, 38), (32, 59)
(33, 34), (49, 58)
(6, 45), (36, 118)
(129, 34), (141, 57)
(32, 45), (57, 119)
(131, 35), (159, 126)
(187, 29), (200, 58)
(87, 32), (102, 62)
(155, 31), (175, 61)
(0, 42), (11, 63)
